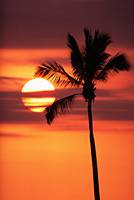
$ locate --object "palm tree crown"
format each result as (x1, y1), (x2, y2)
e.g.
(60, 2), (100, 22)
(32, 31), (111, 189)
(35, 28), (130, 123)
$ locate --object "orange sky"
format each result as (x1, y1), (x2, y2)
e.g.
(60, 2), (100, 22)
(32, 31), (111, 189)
(0, 46), (134, 91)
(1, 0), (134, 199)
(1, 31), (134, 200)
(1, 123), (134, 200)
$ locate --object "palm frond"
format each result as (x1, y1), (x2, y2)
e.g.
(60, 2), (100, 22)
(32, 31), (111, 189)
(67, 34), (84, 82)
(96, 53), (130, 81)
(35, 61), (81, 87)
(45, 94), (77, 124)
(83, 29), (111, 81)
(93, 30), (112, 54)
(84, 28), (92, 51)
(84, 51), (111, 81)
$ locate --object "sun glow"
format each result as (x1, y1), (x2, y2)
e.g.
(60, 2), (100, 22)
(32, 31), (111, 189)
(21, 78), (55, 112)
(22, 78), (55, 92)
(22, 97), (55, 112)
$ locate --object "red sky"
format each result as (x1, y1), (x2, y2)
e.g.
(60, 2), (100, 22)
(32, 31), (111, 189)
(1, 0), (134, 200)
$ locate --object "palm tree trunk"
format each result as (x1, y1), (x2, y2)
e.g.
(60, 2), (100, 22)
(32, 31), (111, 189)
(88, 100), (100, 200)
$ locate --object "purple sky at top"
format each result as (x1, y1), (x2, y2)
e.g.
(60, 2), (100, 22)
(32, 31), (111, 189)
(2, 0), (134, 49)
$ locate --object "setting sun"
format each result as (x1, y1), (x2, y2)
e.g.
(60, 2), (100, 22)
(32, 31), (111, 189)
(21, 78), (55, 112)
(21, 78), (55, 93)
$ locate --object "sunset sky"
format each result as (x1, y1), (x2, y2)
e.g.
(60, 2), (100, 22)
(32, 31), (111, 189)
(1, 0), (134, 200)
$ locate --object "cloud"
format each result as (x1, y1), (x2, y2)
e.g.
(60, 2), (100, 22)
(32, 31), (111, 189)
(0, 76), (29, 91)
(0, 87), (133, 124)
(0, 132), (32, 138)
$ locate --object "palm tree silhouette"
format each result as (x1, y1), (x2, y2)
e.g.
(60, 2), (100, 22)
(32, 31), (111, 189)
(35, 28), (130, 200)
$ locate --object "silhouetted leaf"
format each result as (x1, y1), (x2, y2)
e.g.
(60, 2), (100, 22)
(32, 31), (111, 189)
(45, 94), (78, 124)
(84, 28), (92, 50)
(83, 29), (111, 81)
(96, 53), (130, 81)
(67, 34), (84, 82)
(92, 30), (112, 54)
(35, 61), (81, 87)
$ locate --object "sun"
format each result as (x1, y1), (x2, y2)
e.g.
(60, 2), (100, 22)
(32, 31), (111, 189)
(22, 78), (55, 93)
(21, 78), (55, 112)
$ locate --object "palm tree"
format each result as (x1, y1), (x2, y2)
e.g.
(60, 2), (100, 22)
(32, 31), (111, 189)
(35, 28), (130, 200)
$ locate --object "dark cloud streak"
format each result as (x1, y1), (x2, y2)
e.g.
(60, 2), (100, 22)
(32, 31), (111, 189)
(0, 89), (134, 123)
